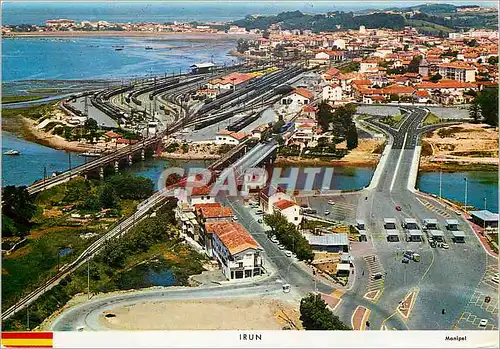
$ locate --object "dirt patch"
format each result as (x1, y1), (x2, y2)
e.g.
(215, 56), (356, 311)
(43, 208), (63, 218)
(162, 251), (182, 263)
(28, 226), (81, 239)
(98, 298), (300, 330)
(3, 246), (32, 259)
(420, 123), (499, 170)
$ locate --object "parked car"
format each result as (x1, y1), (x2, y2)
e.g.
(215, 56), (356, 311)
(271, 237), (279, 244)
(479, 319), (488, 327)
(402, 259), (409, 264)
(441, 243), (449, 249)
(255, 209), (264, 215)
(395, 205), (401, 211)
(328, 200), (335, 205)
(430, 241), (437, 248)
(232, 216), (238, 221)
(257, 218), (263, 224)
(428, 237), (434, 243)
(278, 244), (285, 250)
(285, 250), (293, 257)
(282, 283), (291, 293)
(373, 273), (383, 280)
(324, 211), (330, 215)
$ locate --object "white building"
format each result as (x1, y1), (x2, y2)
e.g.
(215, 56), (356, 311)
(281, 88), (314, 106)
(322, 83), (343, 102)
(207, 221), (263, 280)
(259, 186), (291, 214)
(438, 62), (476, 82)
(215, 130), (248, 145)
(273, 199), (303, 226)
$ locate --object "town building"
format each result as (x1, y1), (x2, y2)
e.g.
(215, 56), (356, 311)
(273, 199), (303, 225)
(206, 221), (263, 280)
(438, 62), (476, 82)
(215, 130), (248, 145)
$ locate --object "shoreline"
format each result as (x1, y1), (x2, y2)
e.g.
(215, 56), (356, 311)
(5, 31), (258, 40)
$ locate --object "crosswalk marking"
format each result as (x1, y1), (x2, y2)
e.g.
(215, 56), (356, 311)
(417, 198), (451, 218)
(363, 255), (385, 292)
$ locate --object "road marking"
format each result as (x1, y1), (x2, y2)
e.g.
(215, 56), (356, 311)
(389, 132), (408, 192)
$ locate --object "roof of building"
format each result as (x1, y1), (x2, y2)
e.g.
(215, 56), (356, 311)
(439, 62), (475, 70)
(200, 206), (233, 219)
(292, 88), (314, 100)
(408, 229), (423, 236)
(193, 202), (222, 211)
(446, 219), (459, 225)
(274, 199), (298, 211)
(416, 81), (476, 89)
(307, 233), (349, 246)
(382, 84), (415, 94)
(429, 230), (444, 237)
(190, 62), (216, 68)
(205, 221), (261, 255)
(302, 105), (318, 113)
(386, 229), (399, 236)
(217, 129), (249, 140)
(404, 218), (418, 224)
(104, 131), (121, 139)
(415, 90), (431, 98)
(451, 230), (466, 237)
(469, 210), (499, 222)
(423, 218), (438, 224)
(191, 185), (212, 196)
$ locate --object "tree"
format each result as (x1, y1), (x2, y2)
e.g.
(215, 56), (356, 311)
(2, 186), (36, 225)
(407, 55), (422, 73)
(99, 184), (120, 209)
(487, 56), (498, 65)
(300, 294), (350, 330)
(317, 102), (333, 132)
(346, 124), (358, 150)
(475, 87), (499, 127)
(262, 29), (270, 39)
(429, 73), (442, 83)
(468, 101), (481, 123)
(389, 94), (400, 102)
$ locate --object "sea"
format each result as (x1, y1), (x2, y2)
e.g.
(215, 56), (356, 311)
(1, 1), (498, 212)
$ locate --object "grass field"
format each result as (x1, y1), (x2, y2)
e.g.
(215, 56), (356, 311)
(422, 112), (441, 126)
(2, 95), (46, 104)
(405, 19), (455, 35)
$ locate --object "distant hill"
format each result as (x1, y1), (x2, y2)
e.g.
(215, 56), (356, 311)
(232, 11), (406, 32)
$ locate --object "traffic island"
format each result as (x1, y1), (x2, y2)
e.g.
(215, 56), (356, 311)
(363, 289), (382, 302)
(397, 289), (418, 320)
(320, 293), (343, 312)
(351, 306), (371, 330)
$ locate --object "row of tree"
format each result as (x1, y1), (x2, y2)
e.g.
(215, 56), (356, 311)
(263, 211), (313, 261)
(317, 103), (358, 150)
(300, 294), (350, 330)
(469, 87), (498, 127)
(233, 11), (406, 32)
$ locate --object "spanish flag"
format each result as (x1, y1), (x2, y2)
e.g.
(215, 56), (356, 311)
(1, 332), (53, 348)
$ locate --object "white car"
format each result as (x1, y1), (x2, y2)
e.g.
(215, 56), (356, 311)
(278, 244), (285, 250)
(328, 200), (335, 205)
(271, 237), (279, 244)
(255, 209), (264, 215)
(232, 216), (238, 221)
(285, 250), (293, 257)
(479, 319), (488, 327)
(492, 276), (499, 284)
(441, 243), (449, 249)
(324, 211), (330, 216)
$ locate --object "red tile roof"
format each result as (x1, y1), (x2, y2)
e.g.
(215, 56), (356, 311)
(439, 62), (475, 70)
(104, 131), (121, 139)
(293, 88), (314, 100)
(191, 185), (212, 196)
(325, 67), (341, 76)
(273, 199), (297, 211)
(382, 84), (415, 94)
(200, 206), (233, 219)
(205, 221), (260, 255)
(217, 130), (249, 140)
(416, 81), (476, 89)
(194, 203), (222, 212)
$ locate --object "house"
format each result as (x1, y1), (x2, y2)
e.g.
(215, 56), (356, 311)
(306, 233), (349, 252)
(301, 105), (318, 119)
(206, 221), (263, 280)
(178, 185), (215, 207)
(281, 88), (314, 106)
(322, 84), (343, 102)
(469, 210), (499, 229)
(438, 62), (476, 82)
(193, 203), (234, 254)
(103, 131), (121, 142)
(413, 90), (431, 103)
(259, 186), (291, 214)
(215, 130), (248, 145)
(273, 199), (302, 225)
(359, 59), (378, 73)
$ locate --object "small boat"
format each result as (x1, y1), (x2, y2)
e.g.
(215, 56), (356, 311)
(145, 46), (153, 50)
(80, 152), (101, 158)
(115, 47), (124, 51)
(4, 149), (20, 155)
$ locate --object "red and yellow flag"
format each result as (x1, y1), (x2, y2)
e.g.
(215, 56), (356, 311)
(1, 332), (53, 348)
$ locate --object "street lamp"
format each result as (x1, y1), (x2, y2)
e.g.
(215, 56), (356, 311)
(463, 178), (468, 213)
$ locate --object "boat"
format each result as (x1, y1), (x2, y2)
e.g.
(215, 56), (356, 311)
(80, 152), (101, 158)
(145, 46), (153, 50)
(4, 149), (20, 155)
(115, 47), (124, 51)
